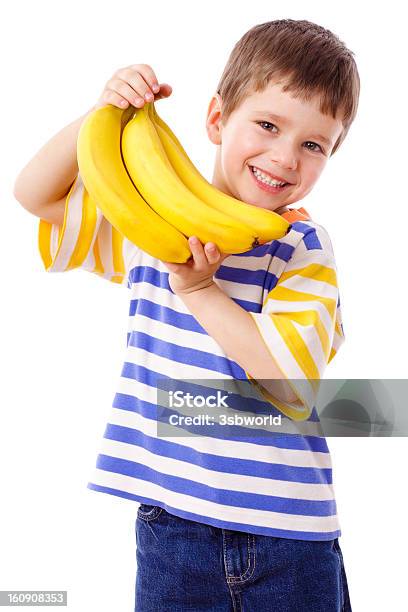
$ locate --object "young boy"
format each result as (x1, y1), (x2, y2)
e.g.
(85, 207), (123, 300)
(14, 18), (359, 612)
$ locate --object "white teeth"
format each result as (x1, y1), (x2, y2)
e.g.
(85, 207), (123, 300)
(251, 166), (286, 187)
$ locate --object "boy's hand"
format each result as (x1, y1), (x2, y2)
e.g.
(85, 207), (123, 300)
(162, 237), (229, 295)
(92, 66), (228, 296)
(94, 63), (172, 110)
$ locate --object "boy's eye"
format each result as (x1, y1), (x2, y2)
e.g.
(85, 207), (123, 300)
(304, 141), (323, 153)
(256, 121), (324, 154)
(257, 121), (278, 132)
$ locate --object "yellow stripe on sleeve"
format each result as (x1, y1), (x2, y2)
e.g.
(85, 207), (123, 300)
(38, 173), (139, 286)
(38, 175), (98, 273)
(244, 235), (344, 422)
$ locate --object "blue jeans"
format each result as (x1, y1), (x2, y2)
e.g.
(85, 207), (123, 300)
(135, 504), (352, 611)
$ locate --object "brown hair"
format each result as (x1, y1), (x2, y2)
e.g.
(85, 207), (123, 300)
(215, 19), (360, 155)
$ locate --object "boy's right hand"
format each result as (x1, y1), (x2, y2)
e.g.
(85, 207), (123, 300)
(94, 64), (172, 111)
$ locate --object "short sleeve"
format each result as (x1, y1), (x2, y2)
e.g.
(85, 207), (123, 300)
(38, 172), (140, 288)
(245, 224), (346, 421)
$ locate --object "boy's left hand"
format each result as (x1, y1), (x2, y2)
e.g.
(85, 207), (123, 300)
(162, 236), (229, 295)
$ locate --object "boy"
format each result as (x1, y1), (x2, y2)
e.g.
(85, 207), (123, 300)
(14, 18), (358, 612)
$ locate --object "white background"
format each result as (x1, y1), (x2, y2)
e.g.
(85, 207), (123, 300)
(2, 0), (407, 610)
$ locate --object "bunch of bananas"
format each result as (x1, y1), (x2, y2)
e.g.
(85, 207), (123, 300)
(76, 101), (291, 263)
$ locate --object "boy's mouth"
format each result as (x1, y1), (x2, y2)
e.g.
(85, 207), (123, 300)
(249, 165), (291, 193)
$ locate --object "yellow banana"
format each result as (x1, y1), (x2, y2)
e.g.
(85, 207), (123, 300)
(76, 104), (192, 263)
(121, 102), (260, 254)
(149, 103), (291, 242)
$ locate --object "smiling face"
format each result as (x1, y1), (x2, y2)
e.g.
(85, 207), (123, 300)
(206, 78), (345, 214)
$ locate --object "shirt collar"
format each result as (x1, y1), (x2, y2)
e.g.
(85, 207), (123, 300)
(280, 206), (311, 223)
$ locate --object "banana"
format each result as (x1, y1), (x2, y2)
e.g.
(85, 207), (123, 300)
(121, 102), (260, 254)
(148, 103), (291, 242)
(76, 104), (192, 263)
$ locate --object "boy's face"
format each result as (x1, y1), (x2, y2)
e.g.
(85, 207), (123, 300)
(206, 78), (344, 214)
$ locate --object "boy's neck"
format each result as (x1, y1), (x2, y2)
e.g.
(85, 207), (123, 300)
(274, 204), (291, 215)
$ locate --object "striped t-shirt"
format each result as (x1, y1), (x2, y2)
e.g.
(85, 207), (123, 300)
(38, 172), (345, 541)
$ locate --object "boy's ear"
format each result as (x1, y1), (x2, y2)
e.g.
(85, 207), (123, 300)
(206, 93), (223, 145)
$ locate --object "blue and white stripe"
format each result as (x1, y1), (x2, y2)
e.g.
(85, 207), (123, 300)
(38, 173), (345, 540)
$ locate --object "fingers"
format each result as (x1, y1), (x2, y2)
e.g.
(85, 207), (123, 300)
(189, 237), (220, 266)
(117, 67), (157, 103)
(103, 78), (146, 108)
(126, 63), (160, 95)
(188, 236), (206, 267)
(96, 63), (172, 110)
(204, 242), (221, 264)
(153, 83), (173, 100)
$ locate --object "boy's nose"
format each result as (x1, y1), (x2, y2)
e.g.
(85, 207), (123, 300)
(270, 155), (297, 172)
(268, 145), (298, 171)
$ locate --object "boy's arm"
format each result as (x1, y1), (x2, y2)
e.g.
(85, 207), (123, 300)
(13, 65), (172, 226)
(13, 106), (96, 225)
(177, 283), (301, 404)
